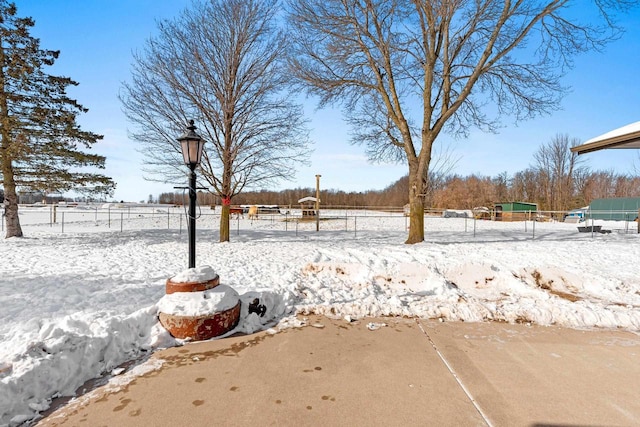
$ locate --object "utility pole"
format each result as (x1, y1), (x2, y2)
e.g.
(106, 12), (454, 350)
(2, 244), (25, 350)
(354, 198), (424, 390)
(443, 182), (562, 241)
(315, 174), (321, 232)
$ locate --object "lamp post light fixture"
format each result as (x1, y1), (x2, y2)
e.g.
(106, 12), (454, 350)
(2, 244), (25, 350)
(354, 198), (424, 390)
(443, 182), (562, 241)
(177, 120), (205, 269)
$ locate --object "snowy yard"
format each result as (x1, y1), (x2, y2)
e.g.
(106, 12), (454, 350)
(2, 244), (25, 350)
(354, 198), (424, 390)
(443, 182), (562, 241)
(1, 205), (639, 425)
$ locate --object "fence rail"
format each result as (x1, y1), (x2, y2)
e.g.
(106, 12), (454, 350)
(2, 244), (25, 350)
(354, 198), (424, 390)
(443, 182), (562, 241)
(3, 204), (638, 240)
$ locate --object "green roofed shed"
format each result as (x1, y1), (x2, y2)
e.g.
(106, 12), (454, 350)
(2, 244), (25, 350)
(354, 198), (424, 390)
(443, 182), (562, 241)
(494, 202), (537, 221)
(589, 197), (640, 221)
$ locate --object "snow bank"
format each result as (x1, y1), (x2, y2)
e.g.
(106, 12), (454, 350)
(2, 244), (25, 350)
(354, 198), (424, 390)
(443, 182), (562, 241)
(0, 306), (159, 426)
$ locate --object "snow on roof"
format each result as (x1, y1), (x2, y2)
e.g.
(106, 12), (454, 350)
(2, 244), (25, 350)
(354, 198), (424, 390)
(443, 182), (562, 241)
(583, 121), (640, 144)
(298, 196), (318, 203)
(572, 121), (640, 154)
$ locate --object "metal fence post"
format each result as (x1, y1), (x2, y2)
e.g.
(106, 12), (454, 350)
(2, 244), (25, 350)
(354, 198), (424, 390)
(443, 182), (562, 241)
(167, 208), (170, 229)
(179, 213), (182, 235)
(532, 217), (535, 239)
(108, 205), (111, 228)
(354, 216), (357, 238)
(473, 216), (476, 238)
(624, 213), (629, 234)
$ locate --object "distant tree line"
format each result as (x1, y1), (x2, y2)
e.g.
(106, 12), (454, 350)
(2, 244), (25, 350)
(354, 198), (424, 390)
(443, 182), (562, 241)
(155, 134), (640, 213)
(430, 171), (640, 213)
(9, 192), (107, 205)
(155, 168), (638, 214)
(158, 184), (408, 209)
(431, 135), (640, 212)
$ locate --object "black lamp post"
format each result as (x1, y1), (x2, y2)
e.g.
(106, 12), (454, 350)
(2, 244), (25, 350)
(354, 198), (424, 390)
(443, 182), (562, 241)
(177, 120), (205, 269)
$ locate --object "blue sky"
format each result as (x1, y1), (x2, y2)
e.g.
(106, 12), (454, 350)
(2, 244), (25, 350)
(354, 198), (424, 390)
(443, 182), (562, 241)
(14, 1), (640, 202)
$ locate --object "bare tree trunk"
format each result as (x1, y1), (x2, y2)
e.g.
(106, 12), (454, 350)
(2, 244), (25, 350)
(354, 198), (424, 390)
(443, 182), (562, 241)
(406, 165), (424, 244)
(2, 177), (22, 238)
(220, 204), (230, 242)
(4, 183), (23, 238)
(0, 75), (23, 237)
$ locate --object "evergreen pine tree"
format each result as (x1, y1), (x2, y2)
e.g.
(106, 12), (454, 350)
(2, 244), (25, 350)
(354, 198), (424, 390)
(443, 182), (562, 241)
(0, 1), (114, 237)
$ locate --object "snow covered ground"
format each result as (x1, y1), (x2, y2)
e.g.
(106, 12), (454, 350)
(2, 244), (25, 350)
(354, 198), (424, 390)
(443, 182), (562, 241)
(1, 205), (639, 425)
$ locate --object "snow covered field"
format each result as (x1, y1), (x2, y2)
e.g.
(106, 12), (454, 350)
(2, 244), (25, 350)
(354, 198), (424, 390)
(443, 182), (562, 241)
(1, 205), (639, 425)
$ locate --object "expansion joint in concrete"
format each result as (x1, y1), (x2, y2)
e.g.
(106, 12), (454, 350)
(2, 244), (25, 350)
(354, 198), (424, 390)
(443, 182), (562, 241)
(415, 320), (494, 427)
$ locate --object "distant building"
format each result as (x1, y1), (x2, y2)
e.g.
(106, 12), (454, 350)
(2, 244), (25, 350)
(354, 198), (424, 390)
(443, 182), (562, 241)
(589, 197), (640, 221)
(564, 207), (587, 223)
(494, 202), (537, 222)
(298, 196), (318, 218)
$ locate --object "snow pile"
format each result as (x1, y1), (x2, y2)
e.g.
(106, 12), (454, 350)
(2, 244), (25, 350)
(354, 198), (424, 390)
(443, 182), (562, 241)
(0, 306), (159, 426)
(235, 290), (289, 335)
(0, 210), (639, 425)
(169, 265), (218, 283)
(158, 284), (238, 316)
(293, 259), (640, 330)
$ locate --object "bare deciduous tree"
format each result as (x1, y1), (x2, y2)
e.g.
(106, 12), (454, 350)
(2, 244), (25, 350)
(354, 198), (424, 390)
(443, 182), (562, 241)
(287, 0), (635, 243)
(582, 170), (617, 201)
(493, 171), (511, 202)
(432, 174), (496, 209)
(533, 134), (588, 214)
(121, 0), (310, 242)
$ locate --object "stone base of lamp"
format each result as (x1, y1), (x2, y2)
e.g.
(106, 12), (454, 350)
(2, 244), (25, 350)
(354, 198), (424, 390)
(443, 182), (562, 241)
(158, 267), (240, 341)
(159, 301), (241, 341)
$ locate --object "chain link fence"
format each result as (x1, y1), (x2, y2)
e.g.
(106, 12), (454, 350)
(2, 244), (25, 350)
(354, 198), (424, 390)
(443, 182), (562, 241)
(3, 203), (639, 240)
